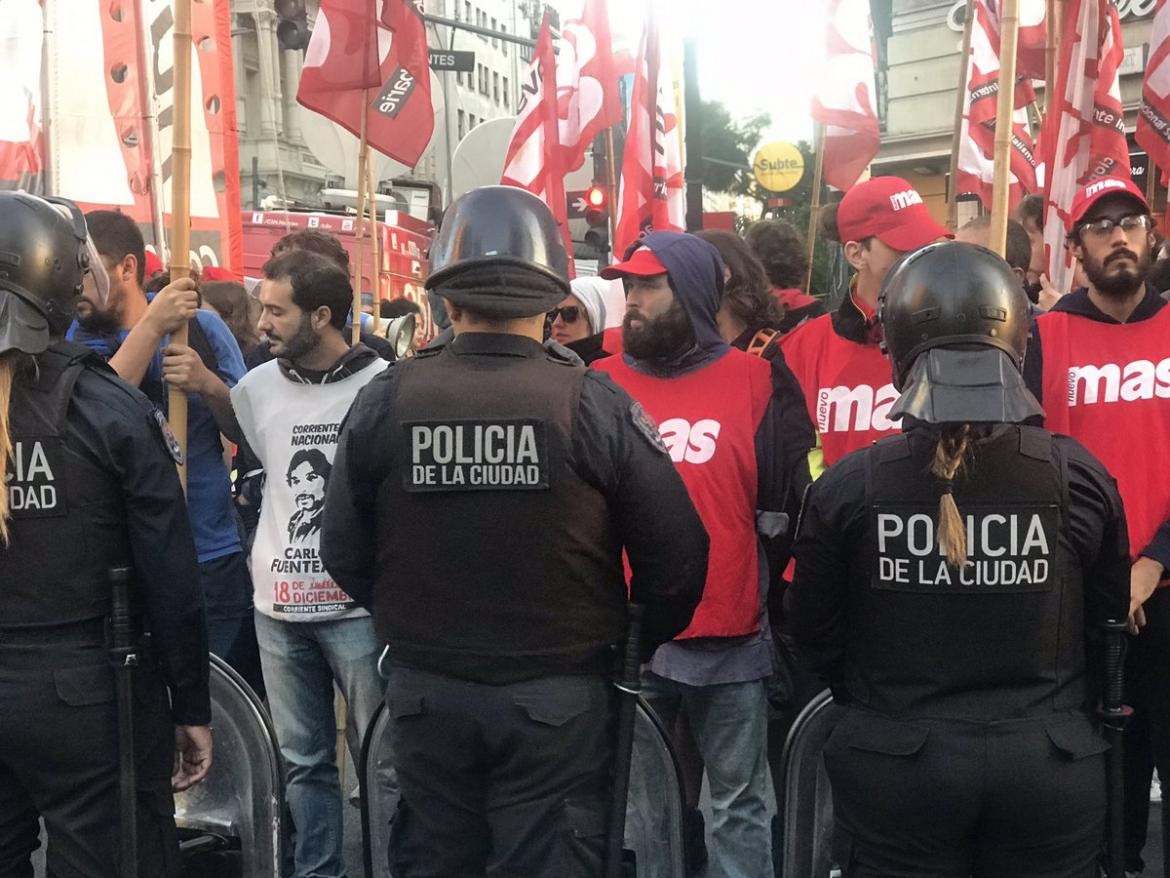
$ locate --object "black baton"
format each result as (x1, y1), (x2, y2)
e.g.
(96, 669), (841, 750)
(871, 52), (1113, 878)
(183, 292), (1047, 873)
(1100, 618), (1130, 878)
(605, 603), (644, 878)
(109, 566), (139, 878)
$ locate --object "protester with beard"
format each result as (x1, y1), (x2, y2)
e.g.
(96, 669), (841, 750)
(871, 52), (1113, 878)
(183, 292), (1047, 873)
(594, 231), (814, 877)
(229, 249), (391, 877)
(545, 276), (610, 364)
(1023, 175), (1170, 877)
(780, 177), (951, 478)
(743, 219), (827, 334)
(245, 229), (395, 368)
(66, 210), (264, 698)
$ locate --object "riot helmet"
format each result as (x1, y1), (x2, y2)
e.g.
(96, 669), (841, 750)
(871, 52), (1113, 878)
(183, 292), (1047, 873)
(425, 186), (569, 318)
(0, 192), (98, 354)
(878, 241), (1042, 424)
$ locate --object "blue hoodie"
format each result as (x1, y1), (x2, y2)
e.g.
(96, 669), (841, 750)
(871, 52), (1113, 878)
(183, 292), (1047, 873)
(621, 231), (731, 376)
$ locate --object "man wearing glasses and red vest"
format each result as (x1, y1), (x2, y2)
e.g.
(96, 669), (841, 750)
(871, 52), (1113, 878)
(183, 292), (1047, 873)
(1023, 175), (1170, 877)
(780, 177), (951, 477)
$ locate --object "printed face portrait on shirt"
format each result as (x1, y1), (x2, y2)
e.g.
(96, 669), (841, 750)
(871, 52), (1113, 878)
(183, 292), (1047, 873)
(1069, 193), (1154, 300)
(286, 447), (331, 543)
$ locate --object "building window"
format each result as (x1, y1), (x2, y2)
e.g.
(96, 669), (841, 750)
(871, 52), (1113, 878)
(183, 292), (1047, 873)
(456, 70), (463, 87)
(500, 23), (508, 53)
(454, 1), (460, 20)
(458, 110), (465, 140)
(503, 76), (509, 110)
(469, 114), (476, 129)
(465, 2), (471, 25)
(493, 71), (500, 105)
(477, 8), (486, 39)
(480, 64), (490, 95)
(491, 17), (498, 47)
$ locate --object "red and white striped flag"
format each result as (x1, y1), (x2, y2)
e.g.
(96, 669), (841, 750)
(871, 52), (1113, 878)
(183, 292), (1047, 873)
(500, 15), (574, 271)
(811, 0), (880, 191)
(613, 6), (684, 257)
(1041, 0), (1127, 292)
(1015, 0), (1049, 80)
(0, 0), (43, 188)
(955, 0), (1039, 209)
(555, 0), (623, 174)
(1137, 0), (1170, 187)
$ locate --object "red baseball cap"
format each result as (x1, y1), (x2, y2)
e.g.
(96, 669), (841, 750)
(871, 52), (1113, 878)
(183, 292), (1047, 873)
(599, 246), (668, 279)
(1066, 175), (1150, 231)
(200, 265), (237, 282)
(837, 176), (952, 252)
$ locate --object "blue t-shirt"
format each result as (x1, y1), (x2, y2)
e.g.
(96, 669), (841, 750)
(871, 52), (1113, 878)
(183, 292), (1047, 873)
(67, 307), (246, 563)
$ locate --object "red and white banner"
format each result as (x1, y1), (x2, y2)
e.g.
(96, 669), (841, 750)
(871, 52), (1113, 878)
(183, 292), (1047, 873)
(555, 0), (623, 174)
(613, 7), (684, 257)
(955, 0), (1039, 209)
(1041, 0), (1127, 292)
(811, 0), (881, 192)
(1137, 0), (1170, 186)
(1015, 0), (1049, 80)
(21, 0), (243, 274)
(500, 15), (574, 270)
(298, 0), (434, 168)
(0, 0), (43, 189)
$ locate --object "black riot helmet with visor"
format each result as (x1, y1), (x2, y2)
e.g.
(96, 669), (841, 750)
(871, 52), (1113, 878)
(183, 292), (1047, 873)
(0, 192), (109, 355)
(425, 186), (570, 319)
(878, 241), (1043, 425)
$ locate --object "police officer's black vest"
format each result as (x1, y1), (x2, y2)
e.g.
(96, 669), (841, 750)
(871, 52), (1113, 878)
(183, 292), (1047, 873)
(846, 425), (1085, 720)
(373, 340), (624, 681)
(0, 342), (130, 628)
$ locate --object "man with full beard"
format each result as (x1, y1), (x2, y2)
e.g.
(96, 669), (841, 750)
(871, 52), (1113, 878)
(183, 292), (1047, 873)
(593, 231), (813, 877)
(1024, 175), (1170, 876)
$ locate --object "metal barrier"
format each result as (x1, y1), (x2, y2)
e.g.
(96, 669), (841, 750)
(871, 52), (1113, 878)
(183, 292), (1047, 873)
(359, 696), (687, 878)
(174, 654), (284, 878)
(779, 688), (843, 878)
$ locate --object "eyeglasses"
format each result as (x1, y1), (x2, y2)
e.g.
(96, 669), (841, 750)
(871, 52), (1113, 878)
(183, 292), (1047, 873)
(547, 306), (581, 324)
(1078, 214), (1151, 239)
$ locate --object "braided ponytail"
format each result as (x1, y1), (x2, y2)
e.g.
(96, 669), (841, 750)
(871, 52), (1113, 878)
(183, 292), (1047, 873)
(0, 353), (20, 544)
(930, 424), (972, 567)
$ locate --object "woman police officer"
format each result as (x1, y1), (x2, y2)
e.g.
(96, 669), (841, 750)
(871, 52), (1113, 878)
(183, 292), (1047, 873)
(0, 192), (211, 875)
(788, 242), (1129, 876)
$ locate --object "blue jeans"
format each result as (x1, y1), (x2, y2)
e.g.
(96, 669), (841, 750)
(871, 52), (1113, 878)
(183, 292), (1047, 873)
(255, 611), (393, 878)
(641, 672), (772, 878)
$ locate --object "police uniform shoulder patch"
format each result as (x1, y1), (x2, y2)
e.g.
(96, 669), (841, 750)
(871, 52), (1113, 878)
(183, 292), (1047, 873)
(630, 401), (668, 454)
(152, 409), (185, 465)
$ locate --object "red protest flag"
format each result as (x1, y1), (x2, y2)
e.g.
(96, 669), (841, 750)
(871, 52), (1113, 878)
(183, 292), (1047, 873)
(556, 0), (623, 174)
(955, 0), (1039, 209)
(1137, 0), (1170, 186)
(500, 15), (574, 272)
(298, 0), (434, 167)
(612, 6), (684, 257)
(1041, 0), (1127, 292)
(811, 0), (881, 191)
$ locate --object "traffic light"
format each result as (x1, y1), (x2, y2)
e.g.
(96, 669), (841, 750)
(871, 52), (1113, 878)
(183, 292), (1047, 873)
(275, 0), (311, 51)
(583, 185), (609, 256)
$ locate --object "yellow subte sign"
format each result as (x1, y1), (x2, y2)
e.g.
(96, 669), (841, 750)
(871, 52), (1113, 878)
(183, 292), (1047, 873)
(753, 142), (805, 193)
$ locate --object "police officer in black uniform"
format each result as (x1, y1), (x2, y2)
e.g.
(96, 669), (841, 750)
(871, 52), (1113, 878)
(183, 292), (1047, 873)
(0, 193), (212, 876)
(321, 185), (709, 876)
(788, 242), (1130, 877)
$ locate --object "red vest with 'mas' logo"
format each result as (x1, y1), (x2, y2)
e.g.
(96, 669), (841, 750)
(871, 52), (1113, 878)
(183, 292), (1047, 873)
(1037, 305), (1170, 555)
(595, 349), (771, 638)
(780, 313), (901, 468)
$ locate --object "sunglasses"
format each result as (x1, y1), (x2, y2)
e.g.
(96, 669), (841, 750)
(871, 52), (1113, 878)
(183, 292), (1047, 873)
(547, 306), (582, 324)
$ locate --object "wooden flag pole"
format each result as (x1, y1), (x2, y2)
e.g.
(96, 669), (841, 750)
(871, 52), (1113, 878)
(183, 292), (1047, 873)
(1044, 0), (1060, 114)
(368, 160), (381, 335)
(989, 0), (1021, 257)
(168, 0), (194, 490)
(948, 0), (975, 231)
(353, 94), (369, 347)
(803, 122), (825, 296)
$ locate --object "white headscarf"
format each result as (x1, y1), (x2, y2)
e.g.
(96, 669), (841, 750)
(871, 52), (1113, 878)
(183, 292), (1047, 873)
(568, 276), (611, 335)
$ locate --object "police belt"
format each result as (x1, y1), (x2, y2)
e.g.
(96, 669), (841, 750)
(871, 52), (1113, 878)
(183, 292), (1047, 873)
(0, 617), (109, 645)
